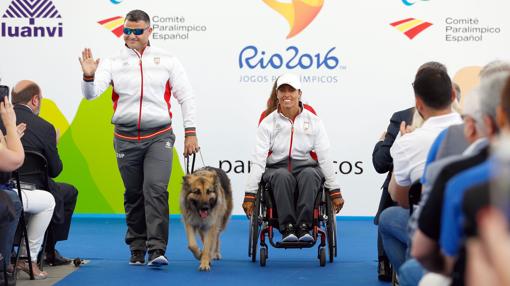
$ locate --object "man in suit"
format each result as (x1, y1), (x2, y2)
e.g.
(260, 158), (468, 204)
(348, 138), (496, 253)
(372, 106), (414, 281)
(9, 80), (78, 266)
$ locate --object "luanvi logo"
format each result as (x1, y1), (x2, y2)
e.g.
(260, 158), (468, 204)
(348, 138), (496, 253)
(1, 0), (63, 37)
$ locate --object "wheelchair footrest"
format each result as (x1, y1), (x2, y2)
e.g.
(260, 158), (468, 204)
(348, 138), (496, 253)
(275, 241), (315, 249)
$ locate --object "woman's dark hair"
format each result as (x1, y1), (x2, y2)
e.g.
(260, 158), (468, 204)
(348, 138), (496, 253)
(265, 80), (279, 116)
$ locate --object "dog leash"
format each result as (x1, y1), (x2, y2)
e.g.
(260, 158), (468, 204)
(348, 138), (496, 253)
(198, 150), (205, 168)
(185, 153), (195, 174)
(184, 150), (206, 174)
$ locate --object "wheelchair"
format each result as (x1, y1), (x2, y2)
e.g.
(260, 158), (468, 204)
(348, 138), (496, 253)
(248, 179), (338, 267)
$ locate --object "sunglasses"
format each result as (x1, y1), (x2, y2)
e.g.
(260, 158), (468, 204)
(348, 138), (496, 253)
(123, 27), (149, 36)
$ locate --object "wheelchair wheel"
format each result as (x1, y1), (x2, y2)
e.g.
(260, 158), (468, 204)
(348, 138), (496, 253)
(248, 215), (255, 260)
(326, 195), (337, 263)
(249, 189), (261, 262)
(260, 247), (267, 267)
(319, 247), (326, 267)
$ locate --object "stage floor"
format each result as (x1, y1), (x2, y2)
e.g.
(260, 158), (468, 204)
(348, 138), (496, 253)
(23, 217), (389, 286)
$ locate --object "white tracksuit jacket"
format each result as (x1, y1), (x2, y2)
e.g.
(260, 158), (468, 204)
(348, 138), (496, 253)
(245, 106), (340, 194)
(81, 45), (196, 137)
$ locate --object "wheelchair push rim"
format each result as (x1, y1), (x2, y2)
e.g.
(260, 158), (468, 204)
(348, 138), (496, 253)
(248, 186), (262, 262)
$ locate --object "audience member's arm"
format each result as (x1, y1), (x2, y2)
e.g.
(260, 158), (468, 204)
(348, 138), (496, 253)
(466, 238), (500, 286)
(388, 174), (411, 208)
(468, 208), (510, 286)
(0, 97), (24, 171)
(412, 229), (448, 273)
(388, 120), (416, 207)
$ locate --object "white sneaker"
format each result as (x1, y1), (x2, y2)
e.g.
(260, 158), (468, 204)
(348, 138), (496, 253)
(281, 233), (298, 242)
(147, 251), (168, 267)
(298, 233), (313, 242)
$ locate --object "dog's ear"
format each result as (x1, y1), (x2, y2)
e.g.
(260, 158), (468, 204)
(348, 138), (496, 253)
(203, 172), (219, 188)
(209, 172), (222, 191)
(182, 175), (189, 187)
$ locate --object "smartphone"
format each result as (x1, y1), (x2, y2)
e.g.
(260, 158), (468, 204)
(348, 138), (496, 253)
(0, 85), (9, 103)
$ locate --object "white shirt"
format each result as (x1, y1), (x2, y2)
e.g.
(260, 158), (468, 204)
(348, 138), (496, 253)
(81, 45), (196, 133)
(245, 107), (340, 193)
(390, 112), (463, 186)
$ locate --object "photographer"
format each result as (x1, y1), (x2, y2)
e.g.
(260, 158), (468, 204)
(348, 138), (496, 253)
(0, 84), (57, 280)
(0, 94), (25, 285)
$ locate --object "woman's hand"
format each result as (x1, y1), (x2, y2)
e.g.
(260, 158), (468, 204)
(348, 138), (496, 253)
(332, 197), (344, 213)
(242, 201), (254, 218)
(329, 189), (344, 213)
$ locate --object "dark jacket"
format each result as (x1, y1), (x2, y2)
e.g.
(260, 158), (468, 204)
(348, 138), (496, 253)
(372, 107), (414, 224)
(14, 105), (63, 177)
(8, 105), (65, 223)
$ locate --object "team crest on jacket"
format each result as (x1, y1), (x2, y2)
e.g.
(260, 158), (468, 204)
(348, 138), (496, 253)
(154, 57), (160, 65)
(303, 122), (310, 131)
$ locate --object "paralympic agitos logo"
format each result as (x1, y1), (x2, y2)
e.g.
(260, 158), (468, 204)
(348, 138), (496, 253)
(263, 0), (324, 39)
(401, 0), (430, 6)
(1, 0), (63, 37)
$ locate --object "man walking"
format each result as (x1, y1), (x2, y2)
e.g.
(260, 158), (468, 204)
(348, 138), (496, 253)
(79, 9), (199, 267)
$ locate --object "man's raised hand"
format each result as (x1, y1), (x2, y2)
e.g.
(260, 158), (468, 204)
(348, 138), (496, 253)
(79, 48), (100, 77)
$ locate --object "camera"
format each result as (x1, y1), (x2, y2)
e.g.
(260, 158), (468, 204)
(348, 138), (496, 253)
(0, 85), (9, 103)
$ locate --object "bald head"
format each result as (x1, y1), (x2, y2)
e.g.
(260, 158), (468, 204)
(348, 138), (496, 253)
(11, 80), (40, 105)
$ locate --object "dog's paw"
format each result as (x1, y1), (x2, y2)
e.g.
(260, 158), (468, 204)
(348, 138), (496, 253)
(213, 252), (222, 260)
(198, 262), (211, 272)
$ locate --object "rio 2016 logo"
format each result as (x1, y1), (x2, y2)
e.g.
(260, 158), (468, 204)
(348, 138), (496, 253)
(263, 0), (323, 39)
(238, 1), (344, 72)
(239, 45), (339, 70)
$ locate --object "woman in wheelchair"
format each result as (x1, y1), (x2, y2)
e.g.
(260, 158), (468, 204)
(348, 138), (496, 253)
(243, 73), (344, 243)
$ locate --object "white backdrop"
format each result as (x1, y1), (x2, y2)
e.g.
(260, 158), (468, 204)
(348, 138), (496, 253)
(1, 0), (509, 215)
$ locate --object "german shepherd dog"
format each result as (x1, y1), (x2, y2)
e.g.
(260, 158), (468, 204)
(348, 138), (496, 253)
(180, 167), (233, 271)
